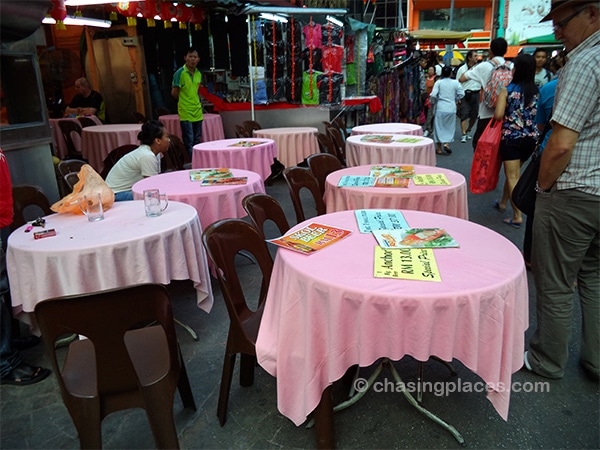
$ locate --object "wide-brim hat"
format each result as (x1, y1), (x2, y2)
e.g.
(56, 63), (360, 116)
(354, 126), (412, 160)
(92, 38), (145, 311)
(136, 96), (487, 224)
(540, 0), (596, 22)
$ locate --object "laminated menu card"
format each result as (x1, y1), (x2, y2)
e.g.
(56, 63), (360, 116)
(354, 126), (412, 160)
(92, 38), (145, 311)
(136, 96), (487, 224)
(200, 177), (248, 186)
(228, 141), (263, 147)
(373, 177), (410, 188)
(370, 165), (415, 178)
(395, 137), (424, 143)
(189, 168), (233, 182)
(360, 134), (394, 144)
(412, 173), (451, 186)
(268, 223), (352, 254)
(373, 246), (442, 282)
(372, 228), (459, 249)
(337, 176), (376, 187)
(355, 209), (408, 233)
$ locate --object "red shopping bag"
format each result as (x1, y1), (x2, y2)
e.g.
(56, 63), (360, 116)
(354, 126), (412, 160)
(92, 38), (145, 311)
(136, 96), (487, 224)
(470, 119), (503, 194)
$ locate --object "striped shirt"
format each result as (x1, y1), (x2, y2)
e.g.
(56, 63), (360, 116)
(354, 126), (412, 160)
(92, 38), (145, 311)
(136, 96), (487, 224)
(551, 30), (600, 196)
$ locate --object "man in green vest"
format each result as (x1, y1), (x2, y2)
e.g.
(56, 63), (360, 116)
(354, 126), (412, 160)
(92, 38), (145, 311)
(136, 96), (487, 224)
(171, 48), (203, 157)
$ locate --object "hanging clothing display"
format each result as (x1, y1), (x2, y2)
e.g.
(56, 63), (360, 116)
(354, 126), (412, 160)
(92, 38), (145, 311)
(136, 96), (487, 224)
(264, 20), (286, 102)
(286, 17), (303, 104)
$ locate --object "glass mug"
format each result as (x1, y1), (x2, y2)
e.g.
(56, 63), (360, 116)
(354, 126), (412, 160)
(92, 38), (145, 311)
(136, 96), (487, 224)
(78, 192), (104, 222)
(143, 189), (168, 217)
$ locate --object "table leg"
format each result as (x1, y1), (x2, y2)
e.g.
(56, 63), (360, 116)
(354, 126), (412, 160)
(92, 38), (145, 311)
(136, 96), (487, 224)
(313, 385), (335, 449)
(174, 318), (199, 341)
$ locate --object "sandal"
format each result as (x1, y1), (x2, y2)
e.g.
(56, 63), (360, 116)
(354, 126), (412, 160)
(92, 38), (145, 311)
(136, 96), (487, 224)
(0, 363), (50, 386)
(443, 145), (452, 154)
(493, 200), (506, 213)
(503, 218), (522, 229)
(436, 150), (443, 155)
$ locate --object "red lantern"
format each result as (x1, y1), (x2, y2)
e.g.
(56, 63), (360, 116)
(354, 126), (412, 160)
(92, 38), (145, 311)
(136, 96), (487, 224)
(49, 0), (67, 30)
(190, 6), (206, 31)
(175, 3), (192, 30)
(117, 1), (140, 27)
(140, 0), (160, 27)
(160, 1), (177, 29)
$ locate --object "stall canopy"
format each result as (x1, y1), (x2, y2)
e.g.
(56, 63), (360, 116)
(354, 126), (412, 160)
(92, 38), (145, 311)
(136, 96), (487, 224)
(410, 29), (473, 45)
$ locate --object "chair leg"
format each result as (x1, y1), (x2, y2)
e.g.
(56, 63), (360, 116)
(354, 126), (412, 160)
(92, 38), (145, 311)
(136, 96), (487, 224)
(177, 352), (197, 411)
(71, 399), (103, 450)
(313, 385), (335, 449)
(217, 352), (236, 426)
(239, 353), (255, 387)
(143, 386), (180, 450)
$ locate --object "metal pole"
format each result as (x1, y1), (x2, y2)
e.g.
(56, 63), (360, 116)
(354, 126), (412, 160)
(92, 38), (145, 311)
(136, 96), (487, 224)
(444, 0), (455, 66)
(247, 15), (255, 120)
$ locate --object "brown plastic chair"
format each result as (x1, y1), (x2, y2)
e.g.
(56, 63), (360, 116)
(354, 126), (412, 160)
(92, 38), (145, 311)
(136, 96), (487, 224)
(282, 167), (326, 224)
(307, 153), (343, 196)
(332, 117), (348, 140)
(326, 126), (347, 166)
(100, 144), (138, 179)
(234, 124), (251, 138)
(242, 120), (262, 134)
(10, 185), (53, 232)
(77, 116), (97, 128)
(57, 159), (86, 178)
(58, 120), (84, 160)
(202, 219), (273, 426)
(156, 107), (170, 117)
(63, 172), (80, 191)
(34, 283), (196, 449)
(316, 132), (340, 160)
(132, 111), (147, 123)
(242, 193), (290, 240)
(161, 134), (191, 172)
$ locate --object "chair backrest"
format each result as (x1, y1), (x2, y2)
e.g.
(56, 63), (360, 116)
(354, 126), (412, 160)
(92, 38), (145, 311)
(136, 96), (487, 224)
(63, 172), (80, 191)
(242, 120), (262, 134)
(282, 166), (326, 224)
(57, 159), (86, 178)
(155, 107), (170, 117)
(242, 193), (290, 240)
(332, 117), (348, 140)
(307, 153), (343, 196)
(132, 111), (147, 123)
(234, 124), (252, 138)
(202, 219), (273, 352)
(58, 120), (83, 159)
(11, 185), (53, 232)
(316, 132), (340, 160)
(77, 116), (97, 128)
(161, 134), (191, 172)
(100, 144), (138, 179)
(34, 284), (191, 447)
(326, 126), (346, 166)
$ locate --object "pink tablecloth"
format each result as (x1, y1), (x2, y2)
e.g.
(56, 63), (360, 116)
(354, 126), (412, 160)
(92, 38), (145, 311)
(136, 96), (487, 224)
(50, 116), (102, 159)
(7, 201), (213, 316)
(191, 138), (277, 180)
(256, 210), (528, 426)
(324, 165), (468, 219)
(346, 134), (436, 167)
(351, 122), (423, 137)
(81, 124), (142, 172)
(132, 168), (265, 230)
(253, 127), (318, 167)
(159, 113), (225, 143)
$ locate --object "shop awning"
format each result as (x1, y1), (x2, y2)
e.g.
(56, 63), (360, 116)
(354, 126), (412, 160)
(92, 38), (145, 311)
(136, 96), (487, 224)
(410, 29), (473, 44)
(518, 34), (560, 45)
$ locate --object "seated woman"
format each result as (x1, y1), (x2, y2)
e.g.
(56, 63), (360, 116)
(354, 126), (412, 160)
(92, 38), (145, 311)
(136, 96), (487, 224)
(106, 120), (170, 201)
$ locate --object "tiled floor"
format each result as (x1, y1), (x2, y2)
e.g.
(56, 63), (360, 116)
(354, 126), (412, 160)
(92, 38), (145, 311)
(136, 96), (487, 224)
(1, 127), (598, 449)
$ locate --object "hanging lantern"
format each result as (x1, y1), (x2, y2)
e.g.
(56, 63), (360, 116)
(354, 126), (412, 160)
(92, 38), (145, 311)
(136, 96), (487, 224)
(139, 0), (160, 27)
(104, 3), (119, 22)
(49, 0), (67, 30)
(117, 1), (139, 26)
(160, 1), (177, 29)
(189, 6), (206, 31)
(175, 3), (192, 30)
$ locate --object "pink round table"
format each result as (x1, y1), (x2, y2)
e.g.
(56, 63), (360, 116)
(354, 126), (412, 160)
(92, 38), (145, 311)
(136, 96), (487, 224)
(351, 122), (423, 137)
(346, 134), (436, 167)
(324, 164), (468, 219)
(256, 209), (528, 428)
(159, 113), (225, 143)
(50, 116), (102, 159)
(253, 127), (318, 167)
(81, 124), (142, 172)
(132, 168), (265, 230)
(191, 138), (277, 180)
(6, 201), (213, 319)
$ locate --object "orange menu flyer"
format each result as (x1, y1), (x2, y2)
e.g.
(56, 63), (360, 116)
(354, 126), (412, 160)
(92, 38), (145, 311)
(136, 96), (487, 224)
(268, 223), (352, 254)
(374, 177), (410, 188)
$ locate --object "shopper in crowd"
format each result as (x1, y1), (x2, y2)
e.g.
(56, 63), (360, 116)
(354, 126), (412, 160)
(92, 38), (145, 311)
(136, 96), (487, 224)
(423, 66), (436, 137)
(430, 65), (464, 155)
(456, 50), (481, 143)
(533, 48), (552, 87)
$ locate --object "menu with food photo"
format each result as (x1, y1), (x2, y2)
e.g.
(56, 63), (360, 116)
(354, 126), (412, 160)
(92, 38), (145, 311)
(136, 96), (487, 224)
(228, 141), (263, 147)
(370, 165), (415, 178)
(372, 228), (459, 249)
(189, 168), (233, 182)
(360, 134), (395, 144)
(268, 223), (352, 254)
(200, 177), (248, 186)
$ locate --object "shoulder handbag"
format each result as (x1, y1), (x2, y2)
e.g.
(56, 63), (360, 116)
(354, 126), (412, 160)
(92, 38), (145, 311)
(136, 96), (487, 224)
(469, 118), (503, 194)
(511, 124), (551, 216)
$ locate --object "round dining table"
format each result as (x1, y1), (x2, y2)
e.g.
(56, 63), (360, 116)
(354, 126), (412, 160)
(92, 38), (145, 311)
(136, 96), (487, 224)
(7, 201), (214, 321)
(253, 127), (319, 167)
(49, 116), (103, 159)
(324, 164), (468, 219)
(256, 209), (528, 430)
(159, 113), (225, 143)
(346, 134), (436, 167)
(132, 168), (265, 230)
(81, 124), (142, 172)
(191, 138), (277, 180)
(351, 122), (423, 137)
